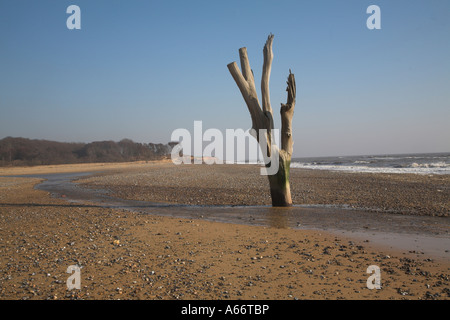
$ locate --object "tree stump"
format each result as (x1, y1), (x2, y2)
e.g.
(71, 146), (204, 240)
(227, 34), (296, 207)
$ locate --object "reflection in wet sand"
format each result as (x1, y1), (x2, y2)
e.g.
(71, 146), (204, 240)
(267, 207), (290, 229)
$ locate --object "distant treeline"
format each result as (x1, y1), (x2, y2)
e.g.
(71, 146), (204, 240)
(0, 137), (177, 166)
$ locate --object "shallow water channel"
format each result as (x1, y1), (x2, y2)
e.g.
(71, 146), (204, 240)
(13, 172), (450, 261)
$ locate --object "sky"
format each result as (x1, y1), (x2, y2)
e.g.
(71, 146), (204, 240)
(0, 0), (449, 157)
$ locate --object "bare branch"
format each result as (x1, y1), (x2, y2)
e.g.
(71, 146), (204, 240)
(227, 60), (261, 132)
(280, 72), (296, 156)
(227, 61), (249, 96)
(239, 47), (255, 86)
(261, 33), (274, 115)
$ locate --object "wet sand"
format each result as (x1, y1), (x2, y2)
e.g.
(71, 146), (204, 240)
(0, 162), (449, 300)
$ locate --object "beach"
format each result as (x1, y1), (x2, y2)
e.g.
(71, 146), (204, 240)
(77, 162), (449, 216)
(0, 161), (449, 300)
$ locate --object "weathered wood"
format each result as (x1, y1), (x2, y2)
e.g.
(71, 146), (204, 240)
(261, 34), (274, 115)
(268, 153), (292, 206)
(261, 34), (274, 157)
(281, 71), (296, 157)
(228, 34), (296, 207)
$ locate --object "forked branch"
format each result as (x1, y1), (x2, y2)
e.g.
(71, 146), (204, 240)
(280, 70), (296, 156)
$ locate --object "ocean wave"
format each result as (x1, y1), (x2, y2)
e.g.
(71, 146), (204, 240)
(367, 156), (401, 160)
(290, 162), (450, 175)
(410, 162), (449, 168)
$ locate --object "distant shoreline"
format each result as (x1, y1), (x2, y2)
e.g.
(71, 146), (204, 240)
(0, 136), (175, 167)
(0, 159), (171, 175)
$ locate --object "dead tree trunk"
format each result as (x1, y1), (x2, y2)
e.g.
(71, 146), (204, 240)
(227, 34), (296, 207)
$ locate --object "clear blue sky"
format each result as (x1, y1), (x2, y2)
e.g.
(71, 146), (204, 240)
(1, 0), (449, 157)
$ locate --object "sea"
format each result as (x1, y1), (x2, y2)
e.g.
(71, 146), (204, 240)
(290, 152), (450, 175)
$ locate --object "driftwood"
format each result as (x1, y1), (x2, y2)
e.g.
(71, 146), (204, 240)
(227, 34), (296, 207)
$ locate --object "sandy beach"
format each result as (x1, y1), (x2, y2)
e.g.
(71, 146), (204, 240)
(0, 161), (449, 300)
